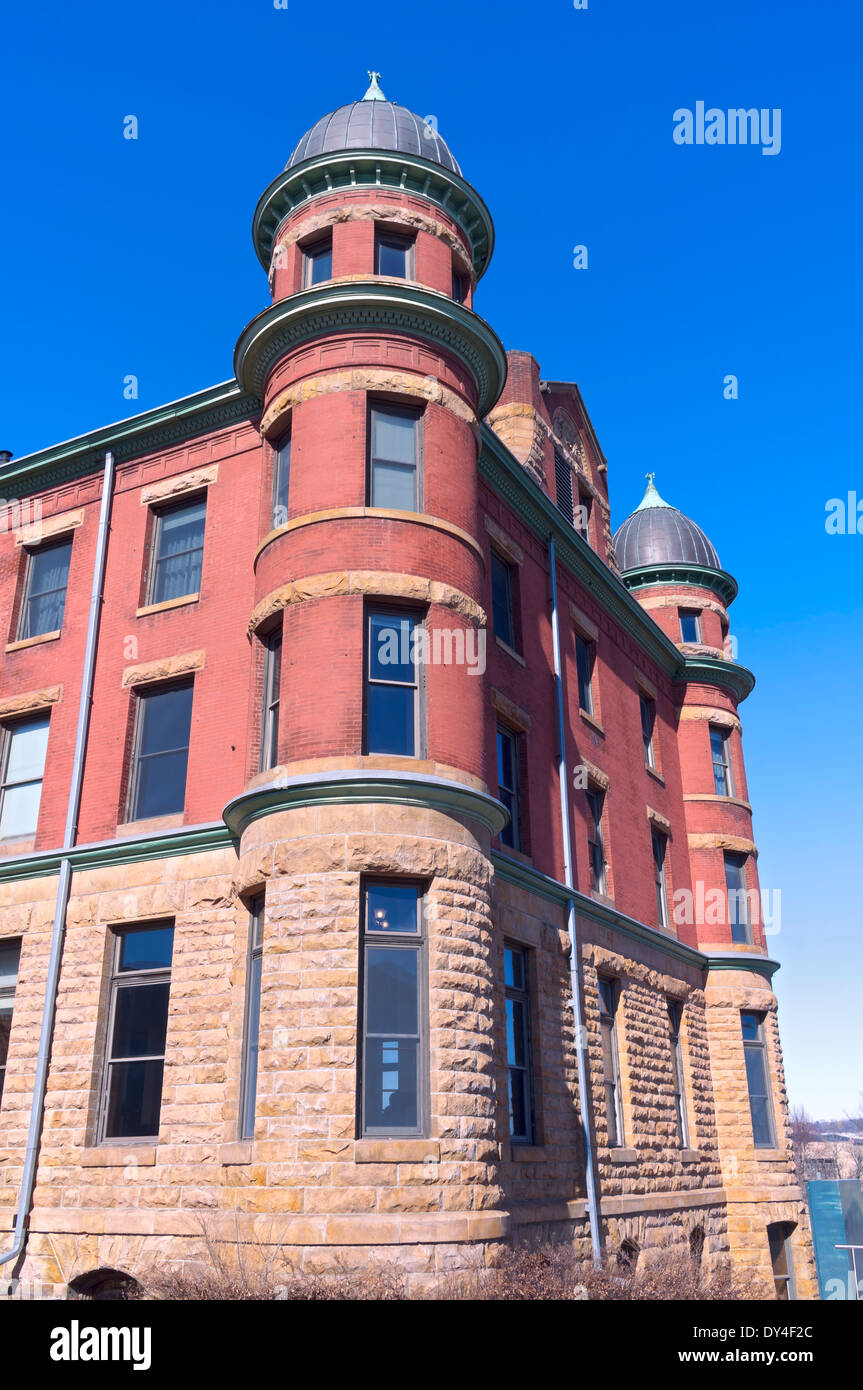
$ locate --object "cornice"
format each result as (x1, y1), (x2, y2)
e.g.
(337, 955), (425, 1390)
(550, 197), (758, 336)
(0, 383), (258, 499)
(252, 150), (495, 280)
(622, 561), (738, 607)
(704, 952), (780, 980)
(677, 654), (756, 703)
(0, 822), (233, 883)
(223, 770), (508, 839)
(234, 283), (507, 418)
(478, 427), (685, 680)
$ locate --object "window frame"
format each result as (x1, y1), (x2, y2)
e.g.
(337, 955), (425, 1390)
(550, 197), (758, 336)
(302, 233), (333, 288)
(0, 940), (21, 1110)
(98, 922), (175, 1145)
(490, 548), (516, 650)
(17, 535), (73, 640)
(364, 606), (424, 758)
(126, 679), (194, 824)
(585, 784), (606, 894)
(0, 714), (50, 841)
(259, 625), (282, 773)
(724, 850), (752, 944)
(598, 976), (625, 1148)
(496, 723), (523, 852)
(640, 693), (656, 770)
(239, 896), (265, 1141)
(146, 495), (206, 607)
(710, 724), (734, 797)
(374, 228), (415, 279)
(652, 828), (670, 929)
(367, 400), (422, 512)
(667, 999), (689, 1148)
(359, 879), (427, 1138)
(741, 1011), (777, 1150)
(575, 632), (596, 716)
(271, 434), (291, 529)
(504, 941), (537, 1146)
(679, 608), (702, 644)
(451, 267), (467, 303)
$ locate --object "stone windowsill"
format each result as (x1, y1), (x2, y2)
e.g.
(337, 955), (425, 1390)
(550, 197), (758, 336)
(220, 1141), (253, 1166)
(494, 844), (534, 870)
(355, 1140), (441, 1164)
(82, 1146), (157, 1167)
(509, 1144), (546, 1162)
(681, 1149), (702, 1163)
(495, 636), (526, 667)
(645, 764), (665, 785)
(580, 708), (605, 736)
(136, 593), (200, 619)
(0, 836), (36, 859)
(115, 813), (185, 839)
(609, 1148), (639, 1164)
(5, 629), (61, 654)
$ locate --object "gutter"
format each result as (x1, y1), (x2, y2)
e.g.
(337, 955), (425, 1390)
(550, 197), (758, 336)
(548, 533), (603, 1266)
(0, 451), (115, 1272)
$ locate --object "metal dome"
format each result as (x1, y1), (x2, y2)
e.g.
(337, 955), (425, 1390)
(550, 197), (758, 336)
(613, 477), (721, 571)
(285, 73), (461, 176)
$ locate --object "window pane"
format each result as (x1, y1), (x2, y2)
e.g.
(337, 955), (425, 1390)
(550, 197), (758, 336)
(369, 613), (416, 683)
(367, 684), (415, 756)
(242, 952), (262, 1139)
(134, 751), (189, 819)
(309, 245), (332, 284)
(377, 239), (408, 277)
(0, 944), (20, 990)
(0, 1004), (12, 1069)
(372, 409), (416, 464)
(680, 611), (700, 642)
(509, 1069), (528, 1139)
(153, 501), (205, 603)
(506, 998), (528, 1068)
(118, 927), (174, 973)
(576, 637), (593, 711)
(273, 440), (291, 521)
(363, 1037), (418, 1129)
(23, 540), (72, 637)
(491, 553), (514, 646)
(504, 945), (525, 991)
(366, 882), (419, 934)
(371, 460), (416, 510)
(111, 982), (171, 1059)
(497, 728), (516, 791)
(5, 718), (49, 783)
(0, 781), (43, 838)
(104, 1059), (165, 1139)
(741, 1011), (760, 1041)
(366, 947), (418, 1035)
(139, 685), (193, 758)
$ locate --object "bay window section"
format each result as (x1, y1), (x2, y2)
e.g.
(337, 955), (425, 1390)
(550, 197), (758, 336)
(302, 234), (332, 287)
(100, 924), (174, 1142)
(259, 626), (282, 772)
(365, 609), (421, 757)
(724, 851), (752, 944)
(710, 725), (734, 796)
(742, 1011), (776, 1149)
(369, 404), (420, 511)
(272, 435), (291, 528)
(360, 881), (424, 1136)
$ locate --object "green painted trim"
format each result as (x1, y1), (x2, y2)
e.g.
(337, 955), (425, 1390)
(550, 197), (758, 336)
(622, 562), (738, 607)
(478, 428), (685, 680)
(234, 282), (507, 418)
(252, 150), (495, 280)
(0, 823), (234, 883)
(223, 770), (508, 839)
(705, 953), (780, 980)
(0, 383), (259, 499)
(678, 655), (756, 702)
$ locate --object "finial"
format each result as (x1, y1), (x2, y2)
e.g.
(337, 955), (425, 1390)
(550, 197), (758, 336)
(363, 71), (386, 101)
(635, 474), (671, 511)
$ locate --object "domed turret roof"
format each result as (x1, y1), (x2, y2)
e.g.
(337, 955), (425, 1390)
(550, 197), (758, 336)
(613, 476), (721, 571)
(286, 73), (461, 176)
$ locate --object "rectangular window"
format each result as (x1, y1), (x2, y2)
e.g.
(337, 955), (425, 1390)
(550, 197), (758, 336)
(668, 1000), (689, 1147)
(259, 626), (282, 772)
(100, 924), (174, 1142)
(369, 403), (420, 511)
(575, 633), (595, 715)
(360, 881), (424, 1135)
(679, 609), (702, 644)
(497, 725), (522, 852)
(652, 828), (670, 929)
(742, 1011), (776, 1149)
(640, 694), (656, 769)
(375, 230), (413, 279)
(0, 941), (21, 1109)
(598, 977), (624, 1147)
(767, 1223), (796, 1300)
(710, 725), (734, 797)
(576, 489), (592, 540)
(490, 550), (516, 649)
(452, 269), (467, 302)
(365, 609), (420, 757)
(272, 436), (291, 528)
(129, 681), (194, 822)
(724, 851), (751, 944)
(302, 234), (332, 287)
(149, 497), (206, 605)
(505, 944), (536, 1144)
(0, 715), (49, 840)
(586, 785), (606, 893)
(553, 447), (574, 524)
(240, 897), (264, 1141)
(18, 537), (73, 639)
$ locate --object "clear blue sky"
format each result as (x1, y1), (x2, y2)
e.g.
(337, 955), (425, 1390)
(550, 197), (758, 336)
(2, 0), (860, 1118)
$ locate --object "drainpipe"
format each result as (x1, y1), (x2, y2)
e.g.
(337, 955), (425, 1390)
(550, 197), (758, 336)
(548, 533), (603, 1267)
(0, 450), (115, 1272)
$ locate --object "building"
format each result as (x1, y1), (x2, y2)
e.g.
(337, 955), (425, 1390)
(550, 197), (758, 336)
(0, 75), (816, 1297)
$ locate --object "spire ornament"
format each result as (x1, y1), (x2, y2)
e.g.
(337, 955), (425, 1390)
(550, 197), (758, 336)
(363, 71), (386, 101)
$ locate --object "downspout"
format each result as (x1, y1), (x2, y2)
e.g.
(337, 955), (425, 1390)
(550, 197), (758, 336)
(548, 533), (603, 1267)
(1, 450), (115, 1272)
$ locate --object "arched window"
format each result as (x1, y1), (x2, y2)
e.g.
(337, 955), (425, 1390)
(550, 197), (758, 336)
(67, 1268), (140, 1301)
